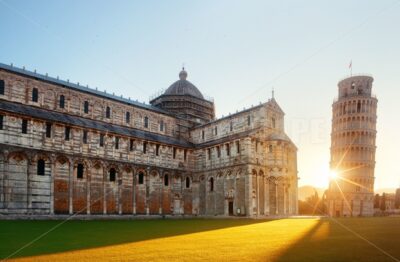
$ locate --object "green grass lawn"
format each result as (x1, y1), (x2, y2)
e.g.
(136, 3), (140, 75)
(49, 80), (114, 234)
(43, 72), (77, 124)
(0, 217), (399, 261)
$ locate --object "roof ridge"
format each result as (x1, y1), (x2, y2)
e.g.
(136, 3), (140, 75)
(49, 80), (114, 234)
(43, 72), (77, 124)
(0, 62), (173, 116)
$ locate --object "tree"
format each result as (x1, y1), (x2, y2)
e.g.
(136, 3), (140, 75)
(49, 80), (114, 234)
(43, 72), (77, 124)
(373, 194), (380, 209)
(395, 189), (400, 209)
(380, 193), (386, 211)
(298, 190), (325, 215)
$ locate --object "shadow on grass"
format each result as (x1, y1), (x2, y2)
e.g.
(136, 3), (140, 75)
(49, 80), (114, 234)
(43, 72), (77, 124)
(0, 218), (275, 259)
(275, 217), (400, 262)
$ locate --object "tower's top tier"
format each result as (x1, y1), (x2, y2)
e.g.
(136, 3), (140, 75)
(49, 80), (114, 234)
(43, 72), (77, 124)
(337, 75), (374, 99)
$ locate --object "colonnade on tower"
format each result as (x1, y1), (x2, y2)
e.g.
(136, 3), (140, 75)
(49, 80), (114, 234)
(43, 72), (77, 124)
(326, 75), (377, 217)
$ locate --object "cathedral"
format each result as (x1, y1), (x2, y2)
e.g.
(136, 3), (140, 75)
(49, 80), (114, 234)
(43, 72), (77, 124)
(0, 63), (298, 217)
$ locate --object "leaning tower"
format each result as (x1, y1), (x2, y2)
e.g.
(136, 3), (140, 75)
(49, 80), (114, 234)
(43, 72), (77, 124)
(326, 75), (377, 217)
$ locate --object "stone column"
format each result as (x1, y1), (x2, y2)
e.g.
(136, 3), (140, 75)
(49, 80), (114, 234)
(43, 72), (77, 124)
(287, 184), (291, 214)
(264, 176), (269, 216)
(145, 167), (150, 215)
(222, 174), (227, 216)
(86, 162), (91, 215)
(283, 184), (286, 215)
(3, 151), (9, 210)
(118, 169), (122, 215)
(50, 155), (56, 215)
(256, 173), (260, 216)
(133, 167), (136, 215)
(246, 169), (253, 217)
(214, 175), (217, 216)
(103, 166), (107, 215)
(192, 174), (200, 215)
(275, 181), (278, 215)
(205, 175), (208, 215)
(233, 173), (237, 216)
(159, 170), (163, 215)
(68, 158), (74, 215)
(27, 157), (32, 212)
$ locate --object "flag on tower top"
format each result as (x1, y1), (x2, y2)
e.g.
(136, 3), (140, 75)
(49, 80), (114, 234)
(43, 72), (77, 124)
(349, 60), (353, 76)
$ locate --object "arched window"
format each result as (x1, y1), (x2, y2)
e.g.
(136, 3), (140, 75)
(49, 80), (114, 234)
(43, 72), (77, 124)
(84, 101), (89, 113)
(156, 144), (160, 156)
(77, 163), (84, 179)
(83, 130), (88, 144)
(106, 106), (111, 118)
(59, 95), (65, 108)
(0, 80), (4, 95)
(65, 126), (70, 140)
(160, 120), (164, 131)
(186, 177), (190, 188)
(32, 88), (38, 102)
(109, 168), (116, 182)
(144, 116), (149, 128)
(247, 115), (251, 126)
(357, 101), (361, 113)
(272, 117), (276, 128)
(210, 177), (214, 192)
(230, 122), (233, 131)
(99, 134), (104, 147)
(138, 172), (144, 184)
(143, 141), (147, 154)
(115, 137), (119, 149)
(37, 159), (45, 176)
(22, 119), (28, 134)
(126, 112), (130, 123)
(46, 122), (52, 138)
(164, 174), (169, 186)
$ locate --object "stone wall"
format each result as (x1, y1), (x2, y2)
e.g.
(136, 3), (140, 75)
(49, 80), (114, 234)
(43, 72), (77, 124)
(0, 69), (178, 137)
(0, 66), (298, 217)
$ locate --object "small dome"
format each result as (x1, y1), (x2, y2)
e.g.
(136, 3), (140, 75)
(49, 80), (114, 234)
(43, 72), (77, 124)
(179, 68), (188, 80)
(267, 133), (290, 142)
(164, 68), (204, 99)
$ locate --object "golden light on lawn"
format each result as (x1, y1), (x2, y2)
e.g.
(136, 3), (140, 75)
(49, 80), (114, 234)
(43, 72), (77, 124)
(13, 219), (326, 262)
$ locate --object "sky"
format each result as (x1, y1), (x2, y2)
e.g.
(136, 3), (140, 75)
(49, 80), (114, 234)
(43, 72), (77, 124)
(0, 0), (399, 190)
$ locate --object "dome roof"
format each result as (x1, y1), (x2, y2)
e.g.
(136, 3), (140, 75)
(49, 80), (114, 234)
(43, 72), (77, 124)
(267, 133), (290, 142)
(164, 68), (204, 99)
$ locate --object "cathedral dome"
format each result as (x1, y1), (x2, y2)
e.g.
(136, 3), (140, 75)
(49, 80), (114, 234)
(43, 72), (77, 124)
(267, 133), (290, 142)
(164, 68), (204, 99)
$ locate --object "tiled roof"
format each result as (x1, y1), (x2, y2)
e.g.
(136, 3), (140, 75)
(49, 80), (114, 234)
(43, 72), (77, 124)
(0, 62), (173, 116)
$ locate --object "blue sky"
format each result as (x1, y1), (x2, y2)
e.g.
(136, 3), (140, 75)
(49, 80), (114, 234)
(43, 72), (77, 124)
(1, 0), (399, 189)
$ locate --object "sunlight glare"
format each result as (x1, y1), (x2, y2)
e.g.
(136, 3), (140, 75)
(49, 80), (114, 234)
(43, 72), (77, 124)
(328, 170), (338, 180)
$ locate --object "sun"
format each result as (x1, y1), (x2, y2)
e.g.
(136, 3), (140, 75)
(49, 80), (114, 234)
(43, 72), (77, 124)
(328, 170), (338, 180)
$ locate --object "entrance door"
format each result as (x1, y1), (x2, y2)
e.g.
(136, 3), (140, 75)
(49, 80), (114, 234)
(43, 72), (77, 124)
(229, 201), (234, 216)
